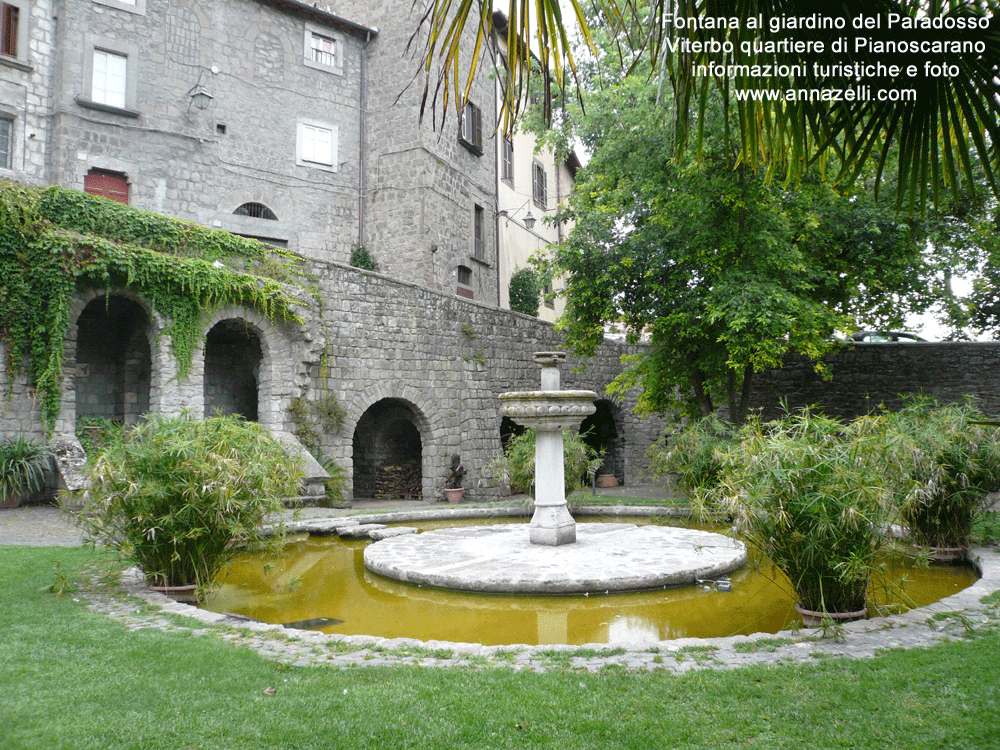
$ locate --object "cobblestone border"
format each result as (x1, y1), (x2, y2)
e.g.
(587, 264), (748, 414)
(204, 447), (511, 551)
(80, 507), (1000, 673)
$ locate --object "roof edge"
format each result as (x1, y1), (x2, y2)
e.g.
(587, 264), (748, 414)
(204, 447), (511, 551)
(257, 0), (378, 38)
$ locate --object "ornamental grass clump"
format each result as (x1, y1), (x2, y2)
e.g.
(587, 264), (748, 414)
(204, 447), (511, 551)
(647, 415), (736, 505)
(706, 411), (892, 615)
(881, 397), (1000, 550)
(0, 435), (54, 508)
(482, 429), (604, 496)
(76, 415), (302, 592)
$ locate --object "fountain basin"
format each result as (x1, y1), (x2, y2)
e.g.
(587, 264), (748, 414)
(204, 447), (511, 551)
(363, 523), (747, 594)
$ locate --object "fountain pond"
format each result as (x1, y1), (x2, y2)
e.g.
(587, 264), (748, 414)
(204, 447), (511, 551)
(201, 516), (978, 646)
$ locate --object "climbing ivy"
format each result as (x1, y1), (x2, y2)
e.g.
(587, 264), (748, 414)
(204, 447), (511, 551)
(0, 181), (308, 434)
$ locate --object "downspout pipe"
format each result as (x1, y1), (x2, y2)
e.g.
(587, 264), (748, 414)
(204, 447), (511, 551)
(359, 30), (371, 251)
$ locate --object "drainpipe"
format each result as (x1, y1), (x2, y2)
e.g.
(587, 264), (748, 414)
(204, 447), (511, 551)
(358, 31), (371, 251)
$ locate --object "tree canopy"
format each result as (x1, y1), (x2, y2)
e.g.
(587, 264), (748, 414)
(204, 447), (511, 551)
(415, 0), (1000, 212)
(540, 78), (930, 423)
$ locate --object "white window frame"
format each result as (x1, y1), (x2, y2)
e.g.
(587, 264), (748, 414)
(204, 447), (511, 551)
(303, 22), (343, 75)
(296, 119), (338, 171)
(92, 49), (127, 108)
(79, 38), (139, 114)
(93, 0), (146, 15)
(0, 0), (29, 66)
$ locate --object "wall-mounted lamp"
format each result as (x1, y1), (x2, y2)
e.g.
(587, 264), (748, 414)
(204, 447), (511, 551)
(497, 201), (536, 230)
(188, 82), (214, 111)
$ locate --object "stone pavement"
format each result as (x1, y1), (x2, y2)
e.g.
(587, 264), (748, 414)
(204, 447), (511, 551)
(4, 497), (999, 674)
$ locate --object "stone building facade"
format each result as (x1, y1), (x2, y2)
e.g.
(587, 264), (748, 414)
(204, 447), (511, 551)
(4, 0), (380, 264)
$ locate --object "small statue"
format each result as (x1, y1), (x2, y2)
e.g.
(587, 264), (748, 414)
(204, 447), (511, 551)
(445, 454), (467, 489)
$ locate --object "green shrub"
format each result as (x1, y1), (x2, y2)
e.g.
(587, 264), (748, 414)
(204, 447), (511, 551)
(483, 429), (603, 496)
(75, 415), (302, 591)
(508, 268), (540, 316)
(349, 245), (379, 272)
(0, 436), (54, 507)
(75, 417), (127, 462)
(321, 459), (349, 506)
(707, 411), (891, 614)
(879, 397), (1000, 549)
(647, 416), (735, 502)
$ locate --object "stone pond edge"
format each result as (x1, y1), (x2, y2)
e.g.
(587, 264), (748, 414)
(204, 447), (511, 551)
(108, 505), (1000, 671)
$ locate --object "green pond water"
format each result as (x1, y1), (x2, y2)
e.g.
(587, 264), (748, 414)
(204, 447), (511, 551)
(202, 518), (978, 646)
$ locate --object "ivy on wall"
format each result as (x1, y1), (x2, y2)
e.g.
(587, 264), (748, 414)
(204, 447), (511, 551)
(0, 181), (309, 434)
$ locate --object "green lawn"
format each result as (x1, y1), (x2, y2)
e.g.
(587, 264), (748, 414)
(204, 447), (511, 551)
(2, 545), (999, 749)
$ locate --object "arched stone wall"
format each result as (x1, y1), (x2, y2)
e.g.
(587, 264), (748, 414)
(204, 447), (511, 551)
(58, 289), (166, 437)
(345, 384), (445, 502)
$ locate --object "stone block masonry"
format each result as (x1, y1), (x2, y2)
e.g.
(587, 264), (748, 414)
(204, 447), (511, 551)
(0, 259), (668, 504)
(748, 342), (1000, 421)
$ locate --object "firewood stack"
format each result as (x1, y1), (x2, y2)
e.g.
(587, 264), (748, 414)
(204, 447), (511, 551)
(374, 459), (421, 500)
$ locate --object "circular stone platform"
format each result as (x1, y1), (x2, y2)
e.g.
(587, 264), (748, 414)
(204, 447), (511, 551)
(363, 523), (747, 594)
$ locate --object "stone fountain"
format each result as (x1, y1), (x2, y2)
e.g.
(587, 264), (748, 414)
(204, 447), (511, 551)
(364, 352), (747, 595)
(498, 352), (596, 546)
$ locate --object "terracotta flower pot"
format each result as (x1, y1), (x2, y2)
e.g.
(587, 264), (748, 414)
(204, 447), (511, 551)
(444, 488), (464, 504)
(596, 474), (619, 488)
(795, 603), (867, 628)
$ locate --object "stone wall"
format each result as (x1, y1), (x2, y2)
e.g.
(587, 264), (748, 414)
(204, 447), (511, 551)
(748, 342), (1000, 421)
(0, 259), (669, 502)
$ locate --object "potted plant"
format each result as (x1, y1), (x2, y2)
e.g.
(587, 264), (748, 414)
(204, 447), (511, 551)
(444, 454), (467, 503)
(0, 436), (55, 509)
(883, 398), (1000, 561)
(706, 411), (892, 625)
(73, 415), (302, 600)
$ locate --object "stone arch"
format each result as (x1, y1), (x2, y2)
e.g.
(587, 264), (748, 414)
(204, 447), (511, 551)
(580, 399), (626, 485)
(194, 306), (301, 431)
(62, 290), (163, 436)
(347, 385), (444, 502)
(203, 319), (263, 422)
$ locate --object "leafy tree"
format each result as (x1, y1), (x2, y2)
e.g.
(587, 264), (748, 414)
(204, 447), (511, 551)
(509, 267), (541, 316)
(414, 0), (1000, 211)
(544, 78), (928, 423)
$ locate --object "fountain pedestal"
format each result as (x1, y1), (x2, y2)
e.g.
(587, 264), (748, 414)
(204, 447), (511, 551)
(499, 352), (597, 546)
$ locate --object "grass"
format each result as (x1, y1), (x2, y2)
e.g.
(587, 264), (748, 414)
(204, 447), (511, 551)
(5, 545), (1000, 749)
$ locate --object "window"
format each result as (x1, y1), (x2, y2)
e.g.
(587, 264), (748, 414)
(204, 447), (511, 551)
(84, 169), (129, 204)
(1, 4), (18, 58)
(501, 137), (513, 182)
(78, 38), (138, 114)
(1, 1), (28, 62)
(473, 204), (486, 261)
(543, 282), (555, 309)
(93, 0), (145, 14)
(457, 265), (473, 299)
(459, 100), (482, 155)
(234, 203), (278, 220)
(311, 32), (336, 67)
(0, 116), (12, 170)
(296, 119), (337, 170)
(92, 50), (127, 108)
(304, 23), (343, 74)
(532, 161), (547, 209)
